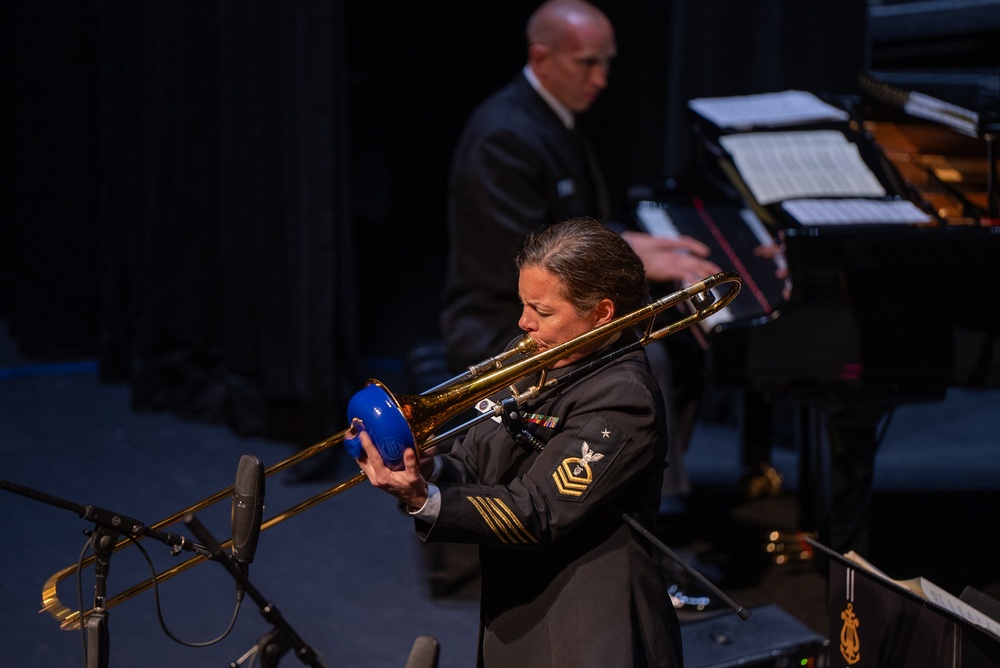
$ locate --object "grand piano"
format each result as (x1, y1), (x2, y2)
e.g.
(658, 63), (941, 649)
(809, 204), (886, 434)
(634, 68), (1000, 555)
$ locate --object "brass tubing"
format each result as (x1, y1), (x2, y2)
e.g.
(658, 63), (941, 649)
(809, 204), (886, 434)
(41, 430), (348, 630)
(41, 272), (741, 630)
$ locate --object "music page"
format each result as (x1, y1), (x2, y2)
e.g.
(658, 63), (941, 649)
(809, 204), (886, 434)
(845, 550), (1000, 641)
(689, 90), (849, 129)
(782, 199), (933, 226)
(719, 130), (886, 205)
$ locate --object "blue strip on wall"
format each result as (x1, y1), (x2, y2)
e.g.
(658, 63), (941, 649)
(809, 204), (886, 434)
(0, 361), (99, 381)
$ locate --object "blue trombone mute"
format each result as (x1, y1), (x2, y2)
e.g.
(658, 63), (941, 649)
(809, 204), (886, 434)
(343, 380), (415, 471)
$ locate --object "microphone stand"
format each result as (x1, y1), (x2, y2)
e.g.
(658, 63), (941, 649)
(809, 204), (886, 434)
(0, 478), (212, 668)
(182, 513), (324, 668)
(87, 524), (118, 668)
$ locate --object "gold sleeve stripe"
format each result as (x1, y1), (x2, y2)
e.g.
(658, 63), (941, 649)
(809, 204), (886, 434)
(467, 496), (508, 543)
(488, 498), (538, 544)
(466, 496), (538, 544)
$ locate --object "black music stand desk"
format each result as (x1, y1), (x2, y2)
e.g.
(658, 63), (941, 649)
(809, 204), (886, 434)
(810, 539), (1000, 668)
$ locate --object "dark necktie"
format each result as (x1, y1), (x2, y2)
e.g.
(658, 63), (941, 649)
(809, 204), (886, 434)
(571, 123), (611, 219)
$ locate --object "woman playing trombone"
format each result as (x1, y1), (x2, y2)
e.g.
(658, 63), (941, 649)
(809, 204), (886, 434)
(352, 217), (683, 667)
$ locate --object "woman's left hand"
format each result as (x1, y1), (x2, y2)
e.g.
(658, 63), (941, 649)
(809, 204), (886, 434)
(352, 425), (429, 510)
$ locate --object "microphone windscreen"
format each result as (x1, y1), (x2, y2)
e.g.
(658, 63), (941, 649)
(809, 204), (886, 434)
(404, 635), (439, 668)
(232, 454), (265, 565)
(235, 454), (264, 497)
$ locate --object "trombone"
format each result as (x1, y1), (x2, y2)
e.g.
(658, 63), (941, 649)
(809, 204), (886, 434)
(41, 271), (742, 630)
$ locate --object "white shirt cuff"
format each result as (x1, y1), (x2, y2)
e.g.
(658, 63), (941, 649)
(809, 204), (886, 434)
(408, 482), (441, 521)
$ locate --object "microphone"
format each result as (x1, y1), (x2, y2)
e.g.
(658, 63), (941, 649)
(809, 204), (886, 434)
(231, 454), (265, 599)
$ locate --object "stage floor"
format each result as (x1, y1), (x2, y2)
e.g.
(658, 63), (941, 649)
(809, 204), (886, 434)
(2, 328), (998, 667)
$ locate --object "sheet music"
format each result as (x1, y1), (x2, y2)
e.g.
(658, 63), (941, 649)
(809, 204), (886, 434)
(688, 89), (849, 130)
(782, 199), (934, 226)
(921, 579), (1000, 641)
(844, 551), (1000, 642)
(719, 130), (887, 205)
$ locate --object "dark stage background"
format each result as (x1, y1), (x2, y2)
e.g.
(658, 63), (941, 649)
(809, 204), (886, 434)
(2, 2), (357, 445)
(4, 1), (997, 442)
(3, 2), (1000, 667)
(1, 0), (883, 441)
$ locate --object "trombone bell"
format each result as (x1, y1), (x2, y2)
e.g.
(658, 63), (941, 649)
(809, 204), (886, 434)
(343, 379), (415, 470)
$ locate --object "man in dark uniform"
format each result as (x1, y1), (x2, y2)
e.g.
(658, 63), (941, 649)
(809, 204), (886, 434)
(355, 219), (684, 667)
(440, 0), (718, 373)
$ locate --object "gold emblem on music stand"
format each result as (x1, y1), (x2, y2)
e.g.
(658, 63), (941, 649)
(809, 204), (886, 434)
(839, 601), (861, 665)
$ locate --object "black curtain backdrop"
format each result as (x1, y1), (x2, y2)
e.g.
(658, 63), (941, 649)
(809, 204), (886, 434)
(1, 0), (878, 446)
(2, 1), (356, 445)
(660, 0), (869, 178)
(2, 2), (103, 359)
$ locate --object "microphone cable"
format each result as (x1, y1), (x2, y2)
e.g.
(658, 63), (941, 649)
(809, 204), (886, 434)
(73, 532), (243, 668)
(132, 532), (243, 648)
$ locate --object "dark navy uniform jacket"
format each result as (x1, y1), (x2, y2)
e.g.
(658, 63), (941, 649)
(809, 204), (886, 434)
(417, 336), (683, 667)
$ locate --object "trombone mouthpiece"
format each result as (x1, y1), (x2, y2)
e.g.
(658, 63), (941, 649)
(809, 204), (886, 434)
(467, 335), (538, 377)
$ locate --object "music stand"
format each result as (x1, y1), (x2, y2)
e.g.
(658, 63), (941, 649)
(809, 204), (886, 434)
(808, 537), (1000, 667)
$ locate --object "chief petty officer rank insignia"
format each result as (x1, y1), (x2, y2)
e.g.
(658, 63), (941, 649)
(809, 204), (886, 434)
(552, 417), (625, 500)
